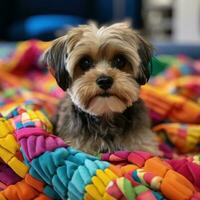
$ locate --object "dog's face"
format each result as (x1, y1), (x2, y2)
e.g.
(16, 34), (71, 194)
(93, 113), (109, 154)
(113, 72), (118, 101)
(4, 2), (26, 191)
(43, 22), (153, 116)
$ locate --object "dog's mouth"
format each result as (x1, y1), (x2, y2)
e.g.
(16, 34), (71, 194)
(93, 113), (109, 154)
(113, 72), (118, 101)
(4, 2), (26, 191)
(94, 92), (127, 103)
(99, 92), (112, 97)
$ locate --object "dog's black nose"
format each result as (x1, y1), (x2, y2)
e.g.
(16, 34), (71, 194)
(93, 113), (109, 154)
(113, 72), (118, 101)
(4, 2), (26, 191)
(96, 75), (113, 90)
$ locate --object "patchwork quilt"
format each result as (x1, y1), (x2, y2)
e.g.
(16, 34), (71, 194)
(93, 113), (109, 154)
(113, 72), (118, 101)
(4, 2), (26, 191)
(0, 40), (200, 200)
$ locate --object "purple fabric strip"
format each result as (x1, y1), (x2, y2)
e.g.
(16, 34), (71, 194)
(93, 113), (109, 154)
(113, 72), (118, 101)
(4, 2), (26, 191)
(20, 138), (30, 161)
(20, 134), (66, 161)
(0, 163), (21, 185)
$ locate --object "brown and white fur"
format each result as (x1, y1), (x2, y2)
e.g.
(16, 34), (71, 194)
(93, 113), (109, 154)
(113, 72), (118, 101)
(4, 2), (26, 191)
(42, 22), (158, 155)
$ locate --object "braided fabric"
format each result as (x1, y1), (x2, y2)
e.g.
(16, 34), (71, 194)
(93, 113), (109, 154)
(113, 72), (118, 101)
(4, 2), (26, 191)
(0, 104), (199, 200)
(140, 55), (200, 158)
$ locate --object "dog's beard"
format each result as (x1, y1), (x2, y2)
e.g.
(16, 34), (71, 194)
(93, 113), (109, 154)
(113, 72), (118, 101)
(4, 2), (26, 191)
(69, 69), (140, 116)
(88, 95), (127, 116)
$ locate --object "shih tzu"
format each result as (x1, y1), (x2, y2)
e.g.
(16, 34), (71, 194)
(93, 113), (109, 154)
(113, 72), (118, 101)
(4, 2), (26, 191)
(42, 22), (158, 155)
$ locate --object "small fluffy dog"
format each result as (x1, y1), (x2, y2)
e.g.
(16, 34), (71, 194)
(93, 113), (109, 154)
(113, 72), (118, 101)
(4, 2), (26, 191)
(42, 22), (158, 154)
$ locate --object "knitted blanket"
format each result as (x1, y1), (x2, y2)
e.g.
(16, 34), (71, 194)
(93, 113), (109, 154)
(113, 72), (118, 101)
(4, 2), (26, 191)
(0, 40), (200, 200)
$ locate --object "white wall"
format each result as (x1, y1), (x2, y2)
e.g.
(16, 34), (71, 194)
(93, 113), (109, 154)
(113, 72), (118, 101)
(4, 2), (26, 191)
(173, 0), (200, 43)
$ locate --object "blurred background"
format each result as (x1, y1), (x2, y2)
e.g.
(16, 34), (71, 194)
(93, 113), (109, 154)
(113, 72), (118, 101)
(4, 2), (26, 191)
(0, 0), (200, 57)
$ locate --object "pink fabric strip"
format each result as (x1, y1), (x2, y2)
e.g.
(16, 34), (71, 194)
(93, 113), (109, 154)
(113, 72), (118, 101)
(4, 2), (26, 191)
(15, 127), (50, 140)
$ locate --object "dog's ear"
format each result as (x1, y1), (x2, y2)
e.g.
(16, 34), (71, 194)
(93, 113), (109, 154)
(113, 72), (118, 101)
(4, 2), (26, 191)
(42, 36), (70, 91)
(136, 34), (153, 85)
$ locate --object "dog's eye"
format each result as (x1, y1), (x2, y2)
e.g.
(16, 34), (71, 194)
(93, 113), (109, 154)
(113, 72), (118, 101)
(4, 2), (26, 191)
(79, 56), (93, 71)
(112, 55), (126, 69)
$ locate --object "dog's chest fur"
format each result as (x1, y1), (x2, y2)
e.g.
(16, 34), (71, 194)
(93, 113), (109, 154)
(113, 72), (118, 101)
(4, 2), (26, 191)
(55, 95), (155, 154)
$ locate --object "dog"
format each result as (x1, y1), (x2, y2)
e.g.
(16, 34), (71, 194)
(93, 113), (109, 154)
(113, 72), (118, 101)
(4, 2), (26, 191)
(42, 22), (158, 155)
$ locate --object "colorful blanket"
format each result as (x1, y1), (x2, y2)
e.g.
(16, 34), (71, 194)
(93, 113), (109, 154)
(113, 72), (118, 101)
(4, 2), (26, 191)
(0, 40), (200, 200)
